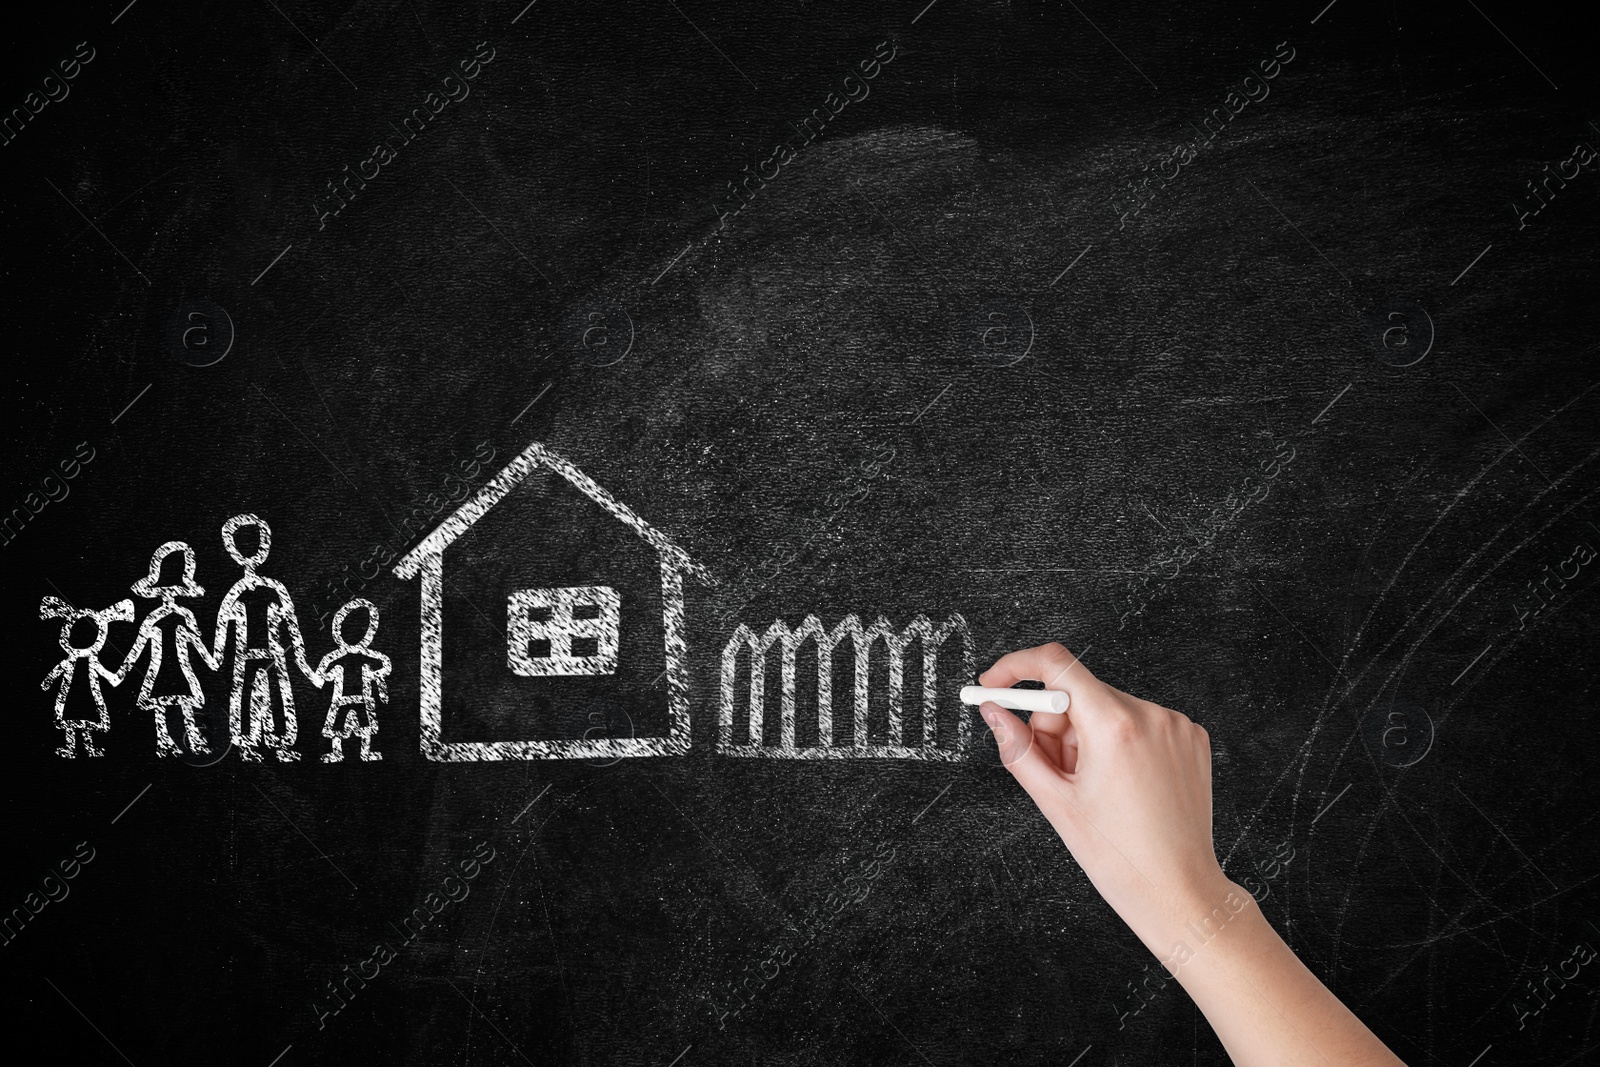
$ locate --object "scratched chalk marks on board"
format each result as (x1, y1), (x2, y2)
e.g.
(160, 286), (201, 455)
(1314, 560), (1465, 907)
(392, 440), (713, 761)
(719, 614), (975, 760)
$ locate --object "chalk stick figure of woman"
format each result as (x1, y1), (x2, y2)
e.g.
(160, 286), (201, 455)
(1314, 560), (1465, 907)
(40, 597), (134, 757)
(120, 541), (219, 757)
(213, 514), (322, 762)
(314, 599), (390, 762)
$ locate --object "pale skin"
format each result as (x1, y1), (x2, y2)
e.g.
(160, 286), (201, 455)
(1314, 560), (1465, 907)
(979, 642), (1407, 1067)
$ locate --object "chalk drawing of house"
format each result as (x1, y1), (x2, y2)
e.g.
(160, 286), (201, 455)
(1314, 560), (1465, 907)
(718, 614), (974, 760)
(394, 442), (712, 761)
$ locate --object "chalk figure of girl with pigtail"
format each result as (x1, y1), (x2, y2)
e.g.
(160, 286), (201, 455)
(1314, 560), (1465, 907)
(39, 598), (133, 757)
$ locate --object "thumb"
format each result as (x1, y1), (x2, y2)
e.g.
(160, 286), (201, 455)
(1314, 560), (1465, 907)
(980, 702), (1063, 804)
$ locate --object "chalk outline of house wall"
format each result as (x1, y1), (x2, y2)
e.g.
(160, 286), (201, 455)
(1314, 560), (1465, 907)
(718, 614), (974, 760)
(394, 441), (713, 761)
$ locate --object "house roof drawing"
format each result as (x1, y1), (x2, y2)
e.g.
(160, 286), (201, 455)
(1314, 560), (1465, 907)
(394, 441), (713, 584)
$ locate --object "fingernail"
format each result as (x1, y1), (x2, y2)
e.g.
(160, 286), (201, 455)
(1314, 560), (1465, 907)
(980, 705), (1000, 727)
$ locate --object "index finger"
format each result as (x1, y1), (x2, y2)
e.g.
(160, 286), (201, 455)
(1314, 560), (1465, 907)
(979, 642), (1097, 699)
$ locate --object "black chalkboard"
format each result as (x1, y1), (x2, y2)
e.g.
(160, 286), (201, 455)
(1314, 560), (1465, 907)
(5, 2), (1599, 1064)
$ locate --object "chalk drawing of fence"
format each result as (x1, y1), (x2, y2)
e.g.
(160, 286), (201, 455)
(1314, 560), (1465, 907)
(718, 614), (974, 759)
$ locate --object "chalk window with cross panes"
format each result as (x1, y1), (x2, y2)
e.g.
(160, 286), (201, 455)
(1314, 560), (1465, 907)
(506, 585), (621, 676)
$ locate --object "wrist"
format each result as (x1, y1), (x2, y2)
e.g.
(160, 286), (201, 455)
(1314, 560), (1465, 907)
(1122, 872), (1251, 972)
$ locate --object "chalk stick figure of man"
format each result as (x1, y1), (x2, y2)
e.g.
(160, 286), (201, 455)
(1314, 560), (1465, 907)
(120, 541), (220, 757)
(314, 599), (390, 763)
(40, 597), (134, 757)
(213, 514), (321, 761)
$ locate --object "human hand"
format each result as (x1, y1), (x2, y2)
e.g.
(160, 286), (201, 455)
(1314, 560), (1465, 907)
(978, 642), (1231, 950)
(980, 642), (1409, 1066)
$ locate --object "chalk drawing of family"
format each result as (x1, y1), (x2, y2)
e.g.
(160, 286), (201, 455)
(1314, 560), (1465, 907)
(39, 513), (390, 762)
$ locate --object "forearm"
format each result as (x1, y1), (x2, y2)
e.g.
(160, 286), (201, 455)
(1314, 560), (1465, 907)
(1129, 879), (1406, 1067)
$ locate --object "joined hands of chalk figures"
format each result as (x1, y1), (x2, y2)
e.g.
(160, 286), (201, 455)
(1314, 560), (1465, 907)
(39, 513), (389, 762)
(978, 642), (1409, 1067)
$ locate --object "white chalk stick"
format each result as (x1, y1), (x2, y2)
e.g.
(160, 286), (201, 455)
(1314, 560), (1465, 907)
(960, 686), (1069, 715)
